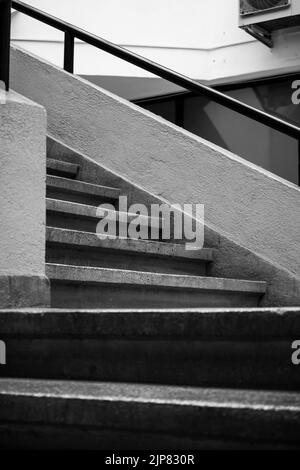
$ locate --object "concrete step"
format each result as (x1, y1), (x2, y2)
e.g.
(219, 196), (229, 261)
(46, 175), (120, 207)
(46, 199), (163, 236)
(46, 263), (266, 309)
(1, 308), (299, 390)
(0, 379), (299, 449)
(46, 158), (79, 179)
(46, 227), (213, 275)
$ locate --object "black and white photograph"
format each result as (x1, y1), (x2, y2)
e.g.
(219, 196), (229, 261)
(0, 0), (300, 453)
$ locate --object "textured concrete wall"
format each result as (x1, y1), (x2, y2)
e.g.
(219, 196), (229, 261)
(0, 90), (49, 307)
(10, 47), (300, 304)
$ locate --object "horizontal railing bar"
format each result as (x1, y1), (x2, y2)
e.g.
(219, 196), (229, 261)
(12, 0), (300, 140)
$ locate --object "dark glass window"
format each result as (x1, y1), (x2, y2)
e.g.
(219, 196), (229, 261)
(138, 75), (300, 185)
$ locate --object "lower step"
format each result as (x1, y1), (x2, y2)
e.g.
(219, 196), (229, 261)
(46, 264), (266, 308)
(46, 227), (213, 275)
(0, 308), (299, 390)
(46, 199), (164, 239)
(46, 176), (120, 207)
(0, 379), (299, 449)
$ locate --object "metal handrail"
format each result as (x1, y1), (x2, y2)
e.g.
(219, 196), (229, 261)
(10, 0), (300, 142)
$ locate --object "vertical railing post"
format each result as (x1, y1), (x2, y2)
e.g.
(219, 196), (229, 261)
(64, 30), (74, 74)
(0, 0), (12, 91)
(175, 97), (185, 128)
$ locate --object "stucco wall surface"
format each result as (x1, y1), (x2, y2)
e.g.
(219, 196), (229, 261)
(0, 89), (49, 307)
(10, 47), (300, 287)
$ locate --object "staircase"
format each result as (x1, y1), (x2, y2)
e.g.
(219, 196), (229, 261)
(45, 158), (266, 309)
(0, 154), (299, 449)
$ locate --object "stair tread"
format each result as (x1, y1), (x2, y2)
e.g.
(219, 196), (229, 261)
(0, 379), (299, 443)
(46, 263), (266, 294)
(46, 227), (213, 262)
(46, 175), (120, 199)
(1, 378), (298, 409)
(47, 158), (79, 176)
(0, 307), (299, 337)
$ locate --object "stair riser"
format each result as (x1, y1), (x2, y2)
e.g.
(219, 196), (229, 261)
(50, 282), (262, 309)
(46, 245), (208, 276)
(47, 168), (77, 179)
(47, 212), (98, 233)
(0, 423), (297, 450)
(0, 394), (299, 449)
(46, 187), (118, 208)
(2, 338), (299, 391)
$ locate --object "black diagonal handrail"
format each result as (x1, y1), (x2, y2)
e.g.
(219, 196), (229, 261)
(0, 0), (12, 91)
(8, 0), (300, 143)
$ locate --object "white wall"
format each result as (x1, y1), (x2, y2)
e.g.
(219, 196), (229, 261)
(11, 0), (300, 81)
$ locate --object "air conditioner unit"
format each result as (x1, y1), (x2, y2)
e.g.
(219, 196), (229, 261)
(239, 0), (300, 47)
